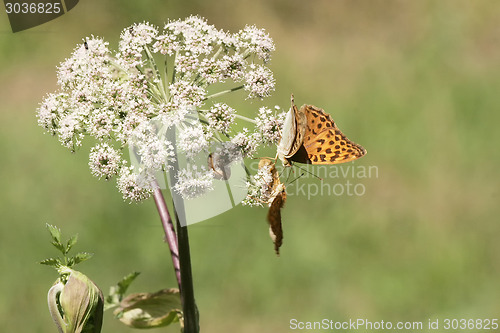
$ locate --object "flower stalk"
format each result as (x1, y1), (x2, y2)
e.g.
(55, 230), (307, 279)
(166, 122), (199, 333)
(204, 85), (244, 100)
(153, 185), (198, 333)
(152, 184), (181, 289)
(174, 204), (198, 333)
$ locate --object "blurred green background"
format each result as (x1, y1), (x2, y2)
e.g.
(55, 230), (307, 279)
(1, 0), (500, 332)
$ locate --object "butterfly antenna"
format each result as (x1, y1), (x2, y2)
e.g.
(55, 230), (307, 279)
(287, 172), (305, 185)
(293, 164), (323, 181)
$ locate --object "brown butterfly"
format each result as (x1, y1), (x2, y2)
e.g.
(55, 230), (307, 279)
(258, 158), (286, 255)
(278, 95), (366, 166)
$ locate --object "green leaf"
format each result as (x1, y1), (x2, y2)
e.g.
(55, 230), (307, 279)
(39, 258), (61, 268)
(51, 240), (66, 254)
(73, 252), (93, 265)
(66, 257), (75, 267)
(46, 224), (62, 244)
(65, 234), (79, 254)
(117, 272), (140, 295)
(105, 272), (141, 310)
(66, 252), (93, 267)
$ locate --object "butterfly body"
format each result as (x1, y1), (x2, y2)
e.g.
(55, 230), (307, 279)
(277, 101), (306, 165)
(278, 96), (366, 165)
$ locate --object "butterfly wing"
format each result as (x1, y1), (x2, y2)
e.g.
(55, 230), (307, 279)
(289, 105), (366, 164)
(258, 159), (287, 255)
(278, 96), (307, 165)
(267, 186), (286, 256)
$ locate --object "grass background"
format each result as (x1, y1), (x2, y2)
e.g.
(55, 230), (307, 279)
(1, 0), (500, 332)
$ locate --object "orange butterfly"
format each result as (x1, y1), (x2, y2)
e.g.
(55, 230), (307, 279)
(278, 95), (366, 166)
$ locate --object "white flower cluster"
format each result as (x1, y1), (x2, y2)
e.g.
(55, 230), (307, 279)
(231, 128), (261, 158)
(173, 166), (214, 200)
(178, 124), (210, 159)
(244, 64), (276, 99)
(242, 162), (276, 207)
(37, 16), (280, 202)
(88, 143), (122, 180)
(254, 106), (285, 145)
(206, 103), (235, 134)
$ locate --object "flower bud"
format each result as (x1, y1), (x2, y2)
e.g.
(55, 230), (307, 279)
(47, 268), (103, 333)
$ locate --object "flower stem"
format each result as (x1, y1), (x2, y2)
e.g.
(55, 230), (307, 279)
(152, 182), (181, 289)
(171, 50), (178, 88)
(205, 85), (244, 100)
(234, 113), (257, 124)
(174, 204), (198, 333)
(152, 180), (198, 332)
(164, 56), (170, 98)
(144, 45), (168, 102)
(166, 126), (199, 333)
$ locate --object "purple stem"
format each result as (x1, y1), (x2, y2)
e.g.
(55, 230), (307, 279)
(152, 183), (181, 289)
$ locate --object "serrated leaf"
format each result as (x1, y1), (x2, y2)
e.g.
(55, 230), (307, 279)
(65, 234), (78, 254)
(66, 257), (75, 267)
(65, 252), (92, 268)
(51, 240), (66, 255)
(73, 252), (93, 265)
(46, 224), (62, 244)
(40, 258), (61, 268)
(105, 272), (141, 310)
(117, 272), (140, 295)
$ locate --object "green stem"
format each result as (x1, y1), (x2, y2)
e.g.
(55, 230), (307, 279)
(144, 46), (168, 102)
(211, 46), (224, 60)
(234, 113), (257, 124)
(174, 208), (198, 333)
(164, 56), (170, 98)
(205, 85), (244, 100)
(166, 126), (199, 333)
(241, 48), (252, 60)
(146, 87), (164, 104)
(171, 50), (179, 90)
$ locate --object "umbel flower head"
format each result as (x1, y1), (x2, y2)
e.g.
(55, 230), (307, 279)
(37, 16), (284, 203)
